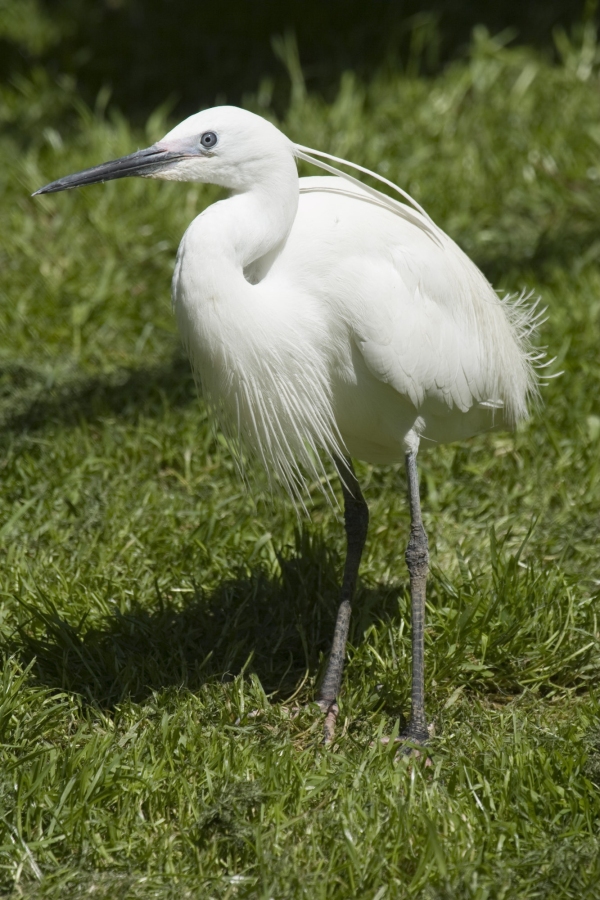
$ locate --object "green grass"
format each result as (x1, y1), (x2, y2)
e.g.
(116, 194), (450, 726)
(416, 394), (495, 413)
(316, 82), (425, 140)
(2, 25), (600, 899)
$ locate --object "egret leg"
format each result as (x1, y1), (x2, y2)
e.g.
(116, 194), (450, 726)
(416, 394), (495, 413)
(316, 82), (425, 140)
(317, 458), (369, 743)
(400, 449), (429, 747)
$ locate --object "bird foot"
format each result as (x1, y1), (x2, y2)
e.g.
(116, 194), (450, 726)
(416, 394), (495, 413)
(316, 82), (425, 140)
(399, 722), (430, 746)
(380, 722), (432, 765)
(316, 698), (339, 744)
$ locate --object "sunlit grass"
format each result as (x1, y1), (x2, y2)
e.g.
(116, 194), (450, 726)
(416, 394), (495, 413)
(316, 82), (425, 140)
(1, 26), (600, 899)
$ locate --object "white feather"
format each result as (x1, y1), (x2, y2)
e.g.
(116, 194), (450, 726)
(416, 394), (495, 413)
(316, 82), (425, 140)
(166, 107), (543, 500)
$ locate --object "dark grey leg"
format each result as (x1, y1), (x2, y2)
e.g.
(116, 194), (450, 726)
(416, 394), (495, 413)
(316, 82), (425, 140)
(317, 458), (369, 743)
(401, 449), (429, 746)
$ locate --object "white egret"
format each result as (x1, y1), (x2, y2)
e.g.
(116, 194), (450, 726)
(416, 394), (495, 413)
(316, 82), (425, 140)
(34, 106), (543, 748)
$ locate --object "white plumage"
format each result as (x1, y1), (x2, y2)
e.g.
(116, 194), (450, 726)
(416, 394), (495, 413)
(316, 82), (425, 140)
(166, 109), (540, 501)
(34, 104), (545, 747)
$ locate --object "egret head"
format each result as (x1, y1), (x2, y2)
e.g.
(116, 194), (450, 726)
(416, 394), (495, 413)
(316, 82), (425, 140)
(33, 106), (295, 197)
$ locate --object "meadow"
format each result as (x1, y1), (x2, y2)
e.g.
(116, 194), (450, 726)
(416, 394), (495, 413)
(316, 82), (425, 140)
(1, 23), (600, 899)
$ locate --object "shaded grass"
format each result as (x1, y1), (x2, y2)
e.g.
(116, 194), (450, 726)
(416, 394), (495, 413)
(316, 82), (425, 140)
(1, 24), (600, 899)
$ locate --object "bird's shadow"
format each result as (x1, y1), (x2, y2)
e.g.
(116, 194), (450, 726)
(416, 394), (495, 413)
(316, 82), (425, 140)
(0, 351), (195, 437)
(1, 356), (407, 713)
(9, 531), (404, 711)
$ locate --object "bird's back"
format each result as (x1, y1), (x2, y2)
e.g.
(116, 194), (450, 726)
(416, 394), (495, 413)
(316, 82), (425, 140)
(262, 175), (539, 461)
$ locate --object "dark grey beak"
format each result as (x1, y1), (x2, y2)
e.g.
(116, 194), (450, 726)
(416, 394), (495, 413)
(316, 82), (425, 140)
(32, 144), (185, 196)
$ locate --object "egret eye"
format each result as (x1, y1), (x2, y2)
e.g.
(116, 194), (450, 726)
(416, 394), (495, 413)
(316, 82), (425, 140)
(200, 131), (218, 150)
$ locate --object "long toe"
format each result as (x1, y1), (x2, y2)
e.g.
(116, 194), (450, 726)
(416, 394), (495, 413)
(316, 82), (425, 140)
(379, 724), (432, 763)
(316, 699), (339, 744)
(395, 725), (432, 764)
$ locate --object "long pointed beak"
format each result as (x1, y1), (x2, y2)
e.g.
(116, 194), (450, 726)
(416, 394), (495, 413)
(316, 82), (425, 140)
(32, 144), (186, 196)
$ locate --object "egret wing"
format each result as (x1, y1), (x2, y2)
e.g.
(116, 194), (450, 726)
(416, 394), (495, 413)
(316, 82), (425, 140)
(350, 252), (488, 416)
(296, 178), (492, 415)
